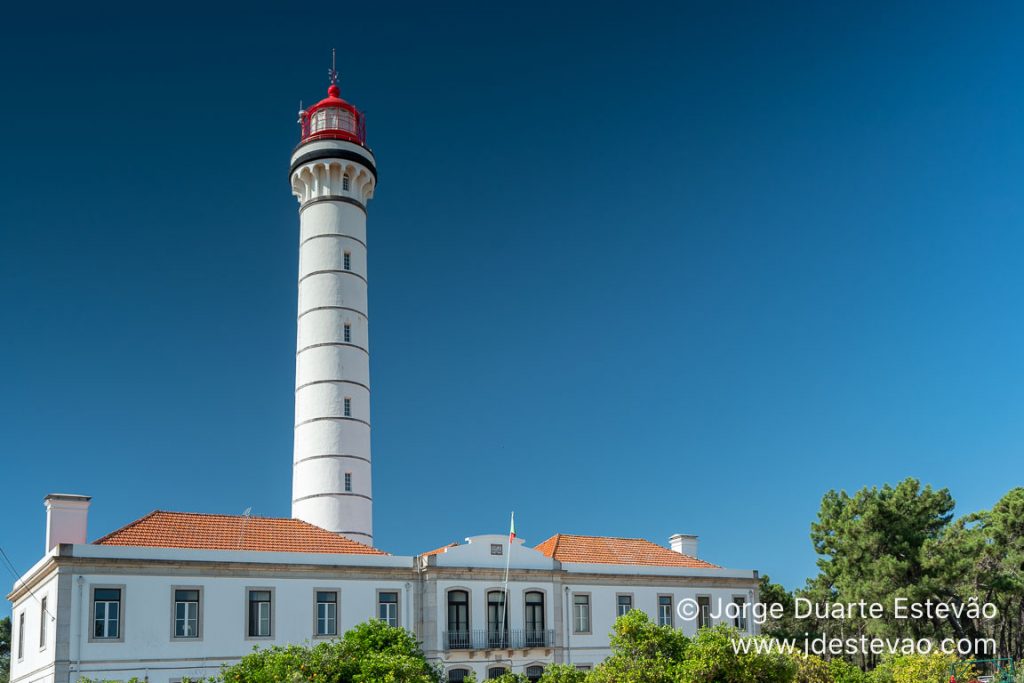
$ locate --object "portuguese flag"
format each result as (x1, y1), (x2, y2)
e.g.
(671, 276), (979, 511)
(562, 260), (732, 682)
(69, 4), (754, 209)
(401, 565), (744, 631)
(509, 512), (516, 543)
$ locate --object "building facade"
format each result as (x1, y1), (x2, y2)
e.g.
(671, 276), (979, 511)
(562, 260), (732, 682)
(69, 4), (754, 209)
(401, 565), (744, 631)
(7, 72), (761, 683)
(8, 504), (758, 683)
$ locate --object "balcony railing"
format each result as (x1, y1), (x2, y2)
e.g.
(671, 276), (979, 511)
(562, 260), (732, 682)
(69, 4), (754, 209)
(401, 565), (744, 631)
(443, 629), (554, 650)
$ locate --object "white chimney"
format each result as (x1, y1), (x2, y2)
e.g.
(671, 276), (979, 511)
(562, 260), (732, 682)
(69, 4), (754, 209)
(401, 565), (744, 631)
(44, 494), (91, 552)
(669, 533), (699, 558)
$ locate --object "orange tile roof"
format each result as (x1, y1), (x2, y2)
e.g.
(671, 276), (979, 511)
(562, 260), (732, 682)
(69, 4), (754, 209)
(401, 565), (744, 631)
(421, 542), (459, 557)
(94, 510), (387, 555)
(534, 533), (718, 568)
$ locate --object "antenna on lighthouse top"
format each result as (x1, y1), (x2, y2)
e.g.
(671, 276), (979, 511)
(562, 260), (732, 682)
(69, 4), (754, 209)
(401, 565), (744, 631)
(328, 48), (339, 86)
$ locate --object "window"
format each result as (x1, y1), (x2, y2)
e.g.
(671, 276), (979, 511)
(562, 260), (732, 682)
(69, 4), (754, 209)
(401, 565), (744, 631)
(488, 667), (508, 679)
(616, 594), (633, 617)
(173, 588), (201, 638)
(733, 597), (747, 630)
(342, 175), (351, 191)
(658, 595), (674, 627)
(39, 597), (47, 649)
(526, 666), (544, 682)
(344, 397), (352, 417)
(572, 593), (591, 634)
(17, 612), (24, 660)
(247, 589), (273, 638)
(378, 591), (399, 627)
(487, 590), (509, 647)
(490, 543), (503, 555)
(343, 323), (351, 343)
(446, 590), (469, 649)
(447, 669), (471, 683)
(576, 665), (592, 671)
(344, 472), (352, 492)
(93, 587), (122, 640)
(525, 591), (546, 646)
(697, 596), (712, 629)
(343, 251), (351, 270)
(316, 590), (338, 636)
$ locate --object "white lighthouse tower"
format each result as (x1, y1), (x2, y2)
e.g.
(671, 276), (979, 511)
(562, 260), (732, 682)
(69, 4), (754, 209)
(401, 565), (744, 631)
(289, 66), (376, 545)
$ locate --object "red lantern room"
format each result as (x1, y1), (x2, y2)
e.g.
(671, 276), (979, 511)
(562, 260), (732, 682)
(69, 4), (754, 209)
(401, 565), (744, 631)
(297, 59), (367, 146)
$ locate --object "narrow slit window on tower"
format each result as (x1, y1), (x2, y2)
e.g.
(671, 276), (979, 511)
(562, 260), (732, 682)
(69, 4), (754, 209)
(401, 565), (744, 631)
(342, 175), (351, 191)
(343, 251), (351, 270)
(344, 472), (352, 492)
(343, 397), (352, 417)
(344, 323), (351, 343)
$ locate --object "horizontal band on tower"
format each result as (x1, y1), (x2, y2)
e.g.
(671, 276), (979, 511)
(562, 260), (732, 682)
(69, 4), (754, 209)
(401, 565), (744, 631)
(300, 233), (368, 249)
(296, 379), (371, 392)
(292, 492), (373, 503)
(297, 305), (369, 321)
(297, 341), (369, 356)
(295, 416), (371, 428)
(298, 269), (368, 285)
(290, 148), (378, 180)
(299, 195), (367, 214)
(294, 453), (372, 465)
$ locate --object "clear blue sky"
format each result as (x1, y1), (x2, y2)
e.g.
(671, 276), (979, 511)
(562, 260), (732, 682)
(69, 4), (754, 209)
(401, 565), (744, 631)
(3, 2), (1024, 610)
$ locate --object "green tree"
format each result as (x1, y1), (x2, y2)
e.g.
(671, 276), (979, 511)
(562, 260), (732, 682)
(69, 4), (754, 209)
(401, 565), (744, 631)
(926, 487), (1024, 661)
(217, 620), (440, 683)
(537, 664), (588, 683)
(587, 610), (689, 683)
(810, 478), (955, 653)
(0, 616), (9, 683)
(675, 625), (795, 683)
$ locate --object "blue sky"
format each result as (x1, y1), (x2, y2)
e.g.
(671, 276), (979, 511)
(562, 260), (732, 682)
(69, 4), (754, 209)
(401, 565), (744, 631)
(2, 1), (1024, 611)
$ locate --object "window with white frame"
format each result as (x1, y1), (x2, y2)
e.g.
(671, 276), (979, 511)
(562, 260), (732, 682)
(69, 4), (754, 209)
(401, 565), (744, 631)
(316, 590), (338, 636)
(247, 589), (273, 637)
(344, 397), (352, 417)
(39, 596), (47, 649)
(658, 595), (674, 627)
(93, 587), (121, 639)
(378, 591), (398, 627)
(173, 588), (201, 638)
(733, 596), (747, 630)
(573, 593), (591, 634)
(697, 596), (712, 629)
(616, 594), (633, 617)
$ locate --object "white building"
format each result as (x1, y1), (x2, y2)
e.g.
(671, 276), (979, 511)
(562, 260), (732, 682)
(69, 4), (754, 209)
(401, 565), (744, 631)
(7, 71), (761, 683)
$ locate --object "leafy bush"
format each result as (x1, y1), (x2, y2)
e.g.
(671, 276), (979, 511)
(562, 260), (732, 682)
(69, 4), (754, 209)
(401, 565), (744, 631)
(217, 620), (440, 683)
(828, 658), (869, 683)
(674, 625), (795, 683)
(537, 664), (588, 683)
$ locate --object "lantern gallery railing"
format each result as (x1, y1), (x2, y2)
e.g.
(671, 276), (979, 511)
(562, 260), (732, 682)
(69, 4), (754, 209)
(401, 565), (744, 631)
(442, 629), (554, 650)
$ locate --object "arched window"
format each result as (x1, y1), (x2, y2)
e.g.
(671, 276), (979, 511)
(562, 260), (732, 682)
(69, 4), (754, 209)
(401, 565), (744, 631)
(447, 668), (471, 682)
(486, 590), (509, 648)
(447, 590), (469, 649)
(524, 591), (546, 646)
(487, 667), (508, 679)
(526, 665), (544, 682)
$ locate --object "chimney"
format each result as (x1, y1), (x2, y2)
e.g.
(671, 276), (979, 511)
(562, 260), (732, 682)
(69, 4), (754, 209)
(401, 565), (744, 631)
(44, 494), (91, 552)
(669, 533), (699, 558)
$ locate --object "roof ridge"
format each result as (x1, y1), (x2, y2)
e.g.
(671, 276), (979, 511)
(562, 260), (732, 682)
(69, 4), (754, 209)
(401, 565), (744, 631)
(561, 533), (652, 542)
(92, 509), (161, 545)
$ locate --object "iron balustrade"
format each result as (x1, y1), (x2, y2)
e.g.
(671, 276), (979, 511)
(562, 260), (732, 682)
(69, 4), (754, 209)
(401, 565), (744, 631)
(442, 629), (554, 650)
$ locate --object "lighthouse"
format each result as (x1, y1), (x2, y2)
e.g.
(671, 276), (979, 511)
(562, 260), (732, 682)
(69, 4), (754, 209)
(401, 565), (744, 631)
(289, 66), (376, 545)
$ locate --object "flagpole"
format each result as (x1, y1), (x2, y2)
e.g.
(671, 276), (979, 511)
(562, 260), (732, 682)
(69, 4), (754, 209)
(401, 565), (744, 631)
(499, 511), (514, 649)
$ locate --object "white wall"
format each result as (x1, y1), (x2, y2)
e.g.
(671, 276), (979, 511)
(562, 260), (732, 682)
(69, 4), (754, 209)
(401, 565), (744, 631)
(9, 573), (58, 683)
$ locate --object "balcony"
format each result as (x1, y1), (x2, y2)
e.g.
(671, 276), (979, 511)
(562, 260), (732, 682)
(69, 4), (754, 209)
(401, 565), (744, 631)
(443, 629), (554, 650)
